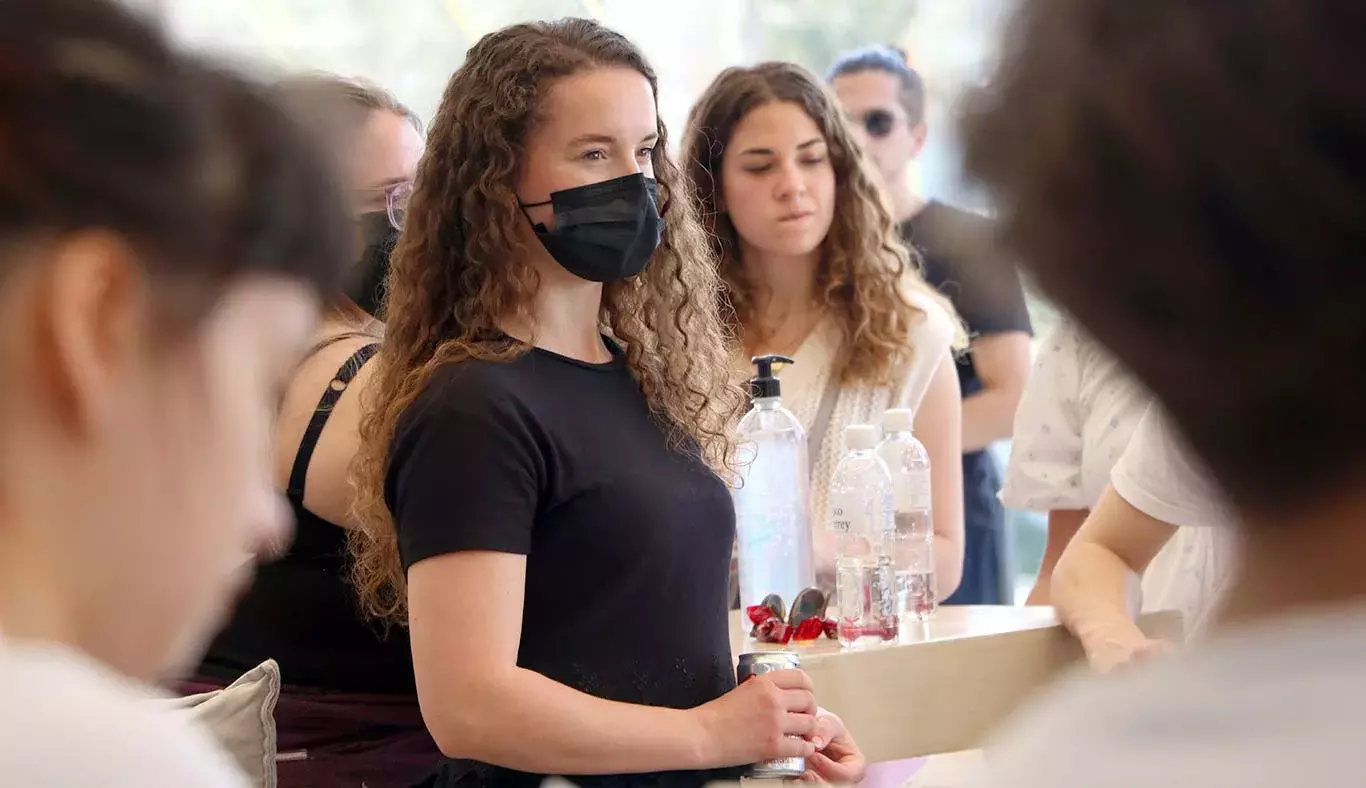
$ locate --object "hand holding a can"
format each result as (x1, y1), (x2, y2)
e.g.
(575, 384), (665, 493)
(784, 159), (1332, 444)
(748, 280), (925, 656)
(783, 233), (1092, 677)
(691, 666), (818, 767)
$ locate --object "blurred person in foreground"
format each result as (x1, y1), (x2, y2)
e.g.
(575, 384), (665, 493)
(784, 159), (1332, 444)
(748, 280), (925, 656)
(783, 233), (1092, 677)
(0, 0), (351, 785)
(963, 1), (1366, 784)
(829, 47), (1032, 605)
(191, 73), (438, 787)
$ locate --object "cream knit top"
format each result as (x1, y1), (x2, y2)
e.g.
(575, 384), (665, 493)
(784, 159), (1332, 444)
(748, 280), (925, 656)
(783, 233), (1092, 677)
(730, 289), (957, 555)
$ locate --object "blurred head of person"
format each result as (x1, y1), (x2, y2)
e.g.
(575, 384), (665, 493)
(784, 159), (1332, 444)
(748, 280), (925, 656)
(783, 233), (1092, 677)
(962, 1), (1366, 587)
(683, 62), (956, 388)
(0, 0), (351, 680)
(274, 74), (425, 324)
(827, 46), (927, 193)
(349, 18), (743, 622)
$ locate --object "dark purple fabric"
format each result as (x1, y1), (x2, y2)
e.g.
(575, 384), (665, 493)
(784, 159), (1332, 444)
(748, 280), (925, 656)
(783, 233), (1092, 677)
(182, 678), (441, 788)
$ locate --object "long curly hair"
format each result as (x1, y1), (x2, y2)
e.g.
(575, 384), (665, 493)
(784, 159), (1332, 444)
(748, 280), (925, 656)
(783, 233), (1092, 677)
(682, 62), (959, 387)
(349, 18), (746, 622)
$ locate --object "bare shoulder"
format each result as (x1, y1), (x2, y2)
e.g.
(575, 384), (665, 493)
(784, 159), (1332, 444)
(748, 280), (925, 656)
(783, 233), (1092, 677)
(0, 645), (247, 787)
(278, 332), (381, 425)
(273, 330), (381, 488)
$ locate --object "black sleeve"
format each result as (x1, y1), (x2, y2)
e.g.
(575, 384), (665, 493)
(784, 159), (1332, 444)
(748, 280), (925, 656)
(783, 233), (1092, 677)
(949, 256), (1034, 338)
(386, 371), (543, 570)
(913, 206), (1034, 339)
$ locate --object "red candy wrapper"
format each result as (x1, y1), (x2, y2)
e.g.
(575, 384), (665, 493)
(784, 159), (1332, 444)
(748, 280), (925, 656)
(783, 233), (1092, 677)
(746, 604), (777, 627)
(756, 617), (794, 644)
(792, 617), (825, 643)
(822, 618), (839, 640)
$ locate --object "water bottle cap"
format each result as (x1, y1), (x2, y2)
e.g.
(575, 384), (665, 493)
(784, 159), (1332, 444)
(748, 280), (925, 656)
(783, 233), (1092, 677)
(844, 424), (879, 450)
(883, 408), (915, 433)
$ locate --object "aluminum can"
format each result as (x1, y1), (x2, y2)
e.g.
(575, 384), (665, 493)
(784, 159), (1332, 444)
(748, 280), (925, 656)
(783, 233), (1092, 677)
(736, 651), (805, 779)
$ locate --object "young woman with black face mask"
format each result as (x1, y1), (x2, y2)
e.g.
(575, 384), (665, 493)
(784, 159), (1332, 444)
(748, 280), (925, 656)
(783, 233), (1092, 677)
(189, 74), (437, 788)
(347, 18), (865, 788)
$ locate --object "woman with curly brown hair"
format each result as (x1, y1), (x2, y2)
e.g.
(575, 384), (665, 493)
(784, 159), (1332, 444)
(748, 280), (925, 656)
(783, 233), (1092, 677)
(347, 18), (863, 788)
(683, 62), (966, 602)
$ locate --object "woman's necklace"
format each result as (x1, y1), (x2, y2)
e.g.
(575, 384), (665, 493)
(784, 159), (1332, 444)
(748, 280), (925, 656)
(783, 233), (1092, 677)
(747, 305), (826, 358)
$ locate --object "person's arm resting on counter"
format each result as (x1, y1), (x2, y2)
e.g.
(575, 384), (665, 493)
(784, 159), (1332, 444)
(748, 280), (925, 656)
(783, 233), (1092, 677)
(1028, 508), (1087, 606)
(1050, 484), (1176, 672)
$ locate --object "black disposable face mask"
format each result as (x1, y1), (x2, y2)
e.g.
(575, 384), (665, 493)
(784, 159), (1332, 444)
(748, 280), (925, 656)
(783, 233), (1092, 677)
(346, 211), (397, 319)
(520, 173), (665, 283)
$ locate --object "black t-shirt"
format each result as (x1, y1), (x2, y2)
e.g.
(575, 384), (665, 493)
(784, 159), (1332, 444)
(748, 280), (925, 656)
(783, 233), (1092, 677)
(902, 202), (1032, 604)
(902, 201), (1033, 400)
(387, 338), (740, 788)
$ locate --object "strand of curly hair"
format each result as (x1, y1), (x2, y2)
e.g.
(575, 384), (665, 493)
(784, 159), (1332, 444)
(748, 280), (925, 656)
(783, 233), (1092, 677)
(347, 19), (746, 623)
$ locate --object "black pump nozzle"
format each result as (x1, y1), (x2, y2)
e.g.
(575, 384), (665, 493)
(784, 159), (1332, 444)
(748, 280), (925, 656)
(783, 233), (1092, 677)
(748, 354), (794, 401)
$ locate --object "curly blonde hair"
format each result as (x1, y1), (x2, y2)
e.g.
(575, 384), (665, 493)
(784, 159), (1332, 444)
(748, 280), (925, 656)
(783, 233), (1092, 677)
(348, 18), (746, 622)
(682, 62), (959, 387)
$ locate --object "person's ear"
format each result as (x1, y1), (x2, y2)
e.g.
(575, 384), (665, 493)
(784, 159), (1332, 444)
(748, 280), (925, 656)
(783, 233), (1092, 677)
(908, 122), (929, 159)
(35, 231), (149, 437)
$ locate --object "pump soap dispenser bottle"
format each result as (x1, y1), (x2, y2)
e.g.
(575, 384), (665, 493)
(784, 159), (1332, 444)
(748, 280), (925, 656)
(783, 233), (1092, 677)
(733, 355), (815, 628)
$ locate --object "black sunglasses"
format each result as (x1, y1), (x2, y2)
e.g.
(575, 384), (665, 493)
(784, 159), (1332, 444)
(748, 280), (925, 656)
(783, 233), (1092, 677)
(861, 109), (898, 139)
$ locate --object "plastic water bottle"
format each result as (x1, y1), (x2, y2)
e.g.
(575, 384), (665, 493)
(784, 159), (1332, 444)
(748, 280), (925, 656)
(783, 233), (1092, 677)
(733, 355), (815, 627)
(828, 424), (898, 646)
(877, 409), (936, 621)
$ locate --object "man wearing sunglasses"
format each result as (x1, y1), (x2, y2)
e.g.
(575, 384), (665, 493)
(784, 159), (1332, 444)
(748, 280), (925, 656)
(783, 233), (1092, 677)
(830, 47), (1034, 606)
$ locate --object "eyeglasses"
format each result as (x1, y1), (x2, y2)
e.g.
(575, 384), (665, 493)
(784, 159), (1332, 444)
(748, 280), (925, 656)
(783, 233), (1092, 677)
(356, 181), (414, 230)
(861, 109), (899, 139)
(383, 181), (413, 231)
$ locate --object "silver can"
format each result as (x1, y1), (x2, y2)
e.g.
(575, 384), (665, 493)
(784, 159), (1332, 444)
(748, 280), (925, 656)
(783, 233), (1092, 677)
(736, 651), (806, 779)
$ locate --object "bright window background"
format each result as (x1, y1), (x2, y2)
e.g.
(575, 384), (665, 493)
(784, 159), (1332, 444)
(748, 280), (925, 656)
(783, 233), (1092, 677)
(133, 0), (1047, 598)
(132, 0), (1014, 205)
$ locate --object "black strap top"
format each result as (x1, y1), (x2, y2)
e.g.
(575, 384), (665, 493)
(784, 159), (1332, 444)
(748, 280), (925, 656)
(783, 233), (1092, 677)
(286, 339), (379, 501)
(200, 338), (416, 694)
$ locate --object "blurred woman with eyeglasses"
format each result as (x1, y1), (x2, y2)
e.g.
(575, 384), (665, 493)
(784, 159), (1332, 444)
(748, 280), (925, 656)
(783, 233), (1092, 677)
(188, 74), (439, 788)
(830, 47), (1034, 605)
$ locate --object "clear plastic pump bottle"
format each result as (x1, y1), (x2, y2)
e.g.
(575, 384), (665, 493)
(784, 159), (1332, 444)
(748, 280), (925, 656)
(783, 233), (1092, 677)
(732, 355), (815, 626)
